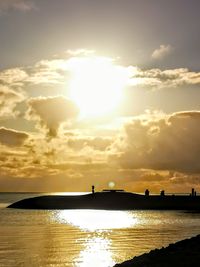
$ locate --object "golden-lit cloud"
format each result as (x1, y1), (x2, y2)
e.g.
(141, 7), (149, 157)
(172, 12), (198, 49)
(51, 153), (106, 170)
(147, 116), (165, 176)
(130, 67), (200, 89)
(0, 85), (26, 118)
(26, 96), (79, 137)
(66, 49), (95, 56)
(1, 112), (200, 193)
(27, 60), (67, 85)
(67, 136), (112, 151)
(0, 68), (28, 85)
(25, 56), (200, 92)
(1, 55), (199, 96)
(0, 67), (27, 118)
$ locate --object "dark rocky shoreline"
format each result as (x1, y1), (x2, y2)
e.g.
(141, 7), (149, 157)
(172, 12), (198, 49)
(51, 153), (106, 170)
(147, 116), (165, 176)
(114, 234), (200, 267)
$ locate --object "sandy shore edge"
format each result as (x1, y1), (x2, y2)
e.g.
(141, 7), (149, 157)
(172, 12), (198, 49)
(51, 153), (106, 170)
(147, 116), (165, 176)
(114, 234), (200, 266)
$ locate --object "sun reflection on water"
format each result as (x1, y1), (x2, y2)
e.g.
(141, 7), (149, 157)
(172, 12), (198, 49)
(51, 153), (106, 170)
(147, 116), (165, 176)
(75, 237), (115, 267)
(53, 210), (138, 267)
(55, 210), (138, 231)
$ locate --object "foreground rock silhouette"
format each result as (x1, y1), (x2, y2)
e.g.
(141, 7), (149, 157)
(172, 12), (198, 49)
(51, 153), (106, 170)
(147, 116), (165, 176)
(114, 234), (200, 267)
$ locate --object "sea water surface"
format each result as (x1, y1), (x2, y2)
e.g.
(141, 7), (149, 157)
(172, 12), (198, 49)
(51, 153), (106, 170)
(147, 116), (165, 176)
(1, 193), (200, 267)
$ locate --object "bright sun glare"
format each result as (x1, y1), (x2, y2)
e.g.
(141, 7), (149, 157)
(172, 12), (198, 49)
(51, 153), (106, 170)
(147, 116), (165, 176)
(55, 210), (137, 231)
(68, 56), (129, 118)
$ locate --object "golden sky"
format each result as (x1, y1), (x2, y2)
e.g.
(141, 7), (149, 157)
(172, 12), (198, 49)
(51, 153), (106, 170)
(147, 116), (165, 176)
(0, 0), (200, 192)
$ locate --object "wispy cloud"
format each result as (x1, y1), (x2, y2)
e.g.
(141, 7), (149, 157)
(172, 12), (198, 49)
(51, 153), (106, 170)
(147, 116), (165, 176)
(66, 49), (95, 56)
(0, 67), (28, 85)
(130, 67), (200, 89)
(0, 85), (26, 118)
(0, 0), (35, 13)
(151, 44), (174, 60)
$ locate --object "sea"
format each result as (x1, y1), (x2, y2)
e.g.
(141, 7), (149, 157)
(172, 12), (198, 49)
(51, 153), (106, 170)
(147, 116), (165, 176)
(1, 193), (200, 267)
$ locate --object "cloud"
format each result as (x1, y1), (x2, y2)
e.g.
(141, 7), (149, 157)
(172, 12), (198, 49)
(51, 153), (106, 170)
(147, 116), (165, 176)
(129, 67), (200, 89)
(66, 49), (95, 56)
(151, 44), (174, 60)
(0, 53), (200, 105)
(22, 55), (200, 92)
(110, 111), (200, 173)
(26, 96), (79, 137)
(0, 127), (29, 146)
(27, 60), (67, 85)
(0, 67), (27, 118)
(67, 136), (112, 151)
(1, 53), (200, 192)
(1, 121), (200, 192)
(0, 68), (28, 85)
(0, 0), (34, 12)
(0, 85), (26, 118)
(1, 55), (199, 95)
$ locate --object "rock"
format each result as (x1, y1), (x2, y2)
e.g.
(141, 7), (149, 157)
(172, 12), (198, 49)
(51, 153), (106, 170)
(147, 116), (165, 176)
(114, 234), (200, 267)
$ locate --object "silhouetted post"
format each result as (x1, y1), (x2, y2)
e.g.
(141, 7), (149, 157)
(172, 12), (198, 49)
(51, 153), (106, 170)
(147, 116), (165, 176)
(160, 190), (165, 197)
(192, 188), (195, 197)
(92, 185), (95, 194)
(145, 189), (149, 196)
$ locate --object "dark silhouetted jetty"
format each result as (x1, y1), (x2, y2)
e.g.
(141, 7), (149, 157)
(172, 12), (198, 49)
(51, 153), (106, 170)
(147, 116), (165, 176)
(8, 187), (200, 210)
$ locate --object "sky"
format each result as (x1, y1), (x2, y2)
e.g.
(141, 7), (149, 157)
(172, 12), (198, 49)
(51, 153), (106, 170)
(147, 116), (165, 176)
(0, 0), (200, 192)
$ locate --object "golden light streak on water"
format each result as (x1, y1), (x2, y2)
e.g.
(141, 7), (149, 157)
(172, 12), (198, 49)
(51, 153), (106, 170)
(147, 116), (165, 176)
(76, 237), (115, 267)
(54, 210), (139, 266)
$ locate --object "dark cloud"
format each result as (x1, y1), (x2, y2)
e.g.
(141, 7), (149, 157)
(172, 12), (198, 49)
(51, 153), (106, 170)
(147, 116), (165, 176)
(110, 111), (200, 173)
(26, 96), (79, 137)
(0, 127), (29, 146)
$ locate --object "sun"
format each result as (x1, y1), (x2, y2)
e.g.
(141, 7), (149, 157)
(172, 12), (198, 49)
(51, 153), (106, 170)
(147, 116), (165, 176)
(68, 56), (129, 118)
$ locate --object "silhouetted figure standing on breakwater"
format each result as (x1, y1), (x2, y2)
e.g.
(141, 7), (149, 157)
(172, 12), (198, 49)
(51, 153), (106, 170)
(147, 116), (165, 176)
(160, 190), (165, 197)
(92, 185), (95, 194)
